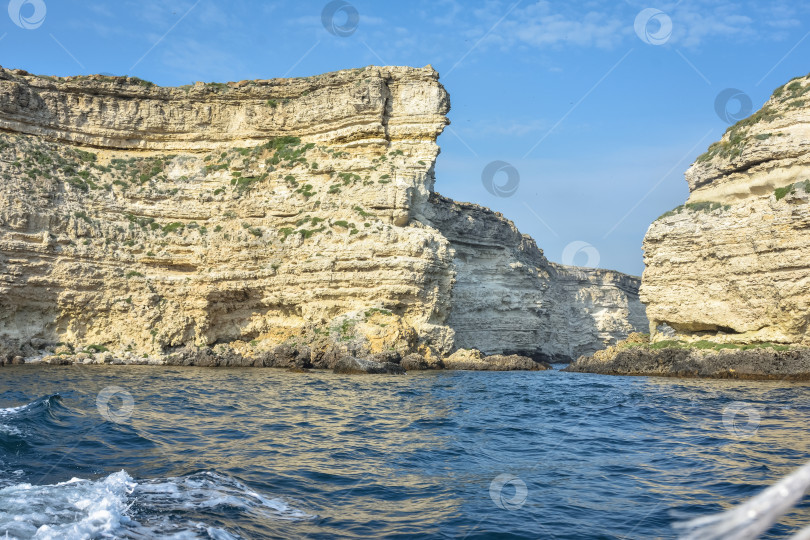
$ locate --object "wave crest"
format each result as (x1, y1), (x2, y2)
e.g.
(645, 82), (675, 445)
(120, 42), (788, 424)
(0, 470), (311, 539)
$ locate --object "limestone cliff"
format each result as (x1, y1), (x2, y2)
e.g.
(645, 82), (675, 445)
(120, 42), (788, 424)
(641, 73), (810, 347)
(0, 65), (645, 366)
(419, 195), (647, 361)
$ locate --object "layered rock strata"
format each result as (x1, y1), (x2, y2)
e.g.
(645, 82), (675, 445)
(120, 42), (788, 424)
(418, 194), (647, 361)
(0, 65), (646, 370)
(644, 74), (810, 346)
(570, 72), (810, 378)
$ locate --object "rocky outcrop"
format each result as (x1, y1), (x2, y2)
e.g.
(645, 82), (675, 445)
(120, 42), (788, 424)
(570, 72), (810, 379)
(641, 73), (810, 347)
(0, 65), (646, 369)
(442, 349), (550, 371)
(565, 333), (810, 380)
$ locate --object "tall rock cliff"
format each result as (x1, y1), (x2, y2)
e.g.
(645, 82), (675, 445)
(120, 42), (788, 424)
(0, 65), (645, 365)
(642, 73), (810, 346)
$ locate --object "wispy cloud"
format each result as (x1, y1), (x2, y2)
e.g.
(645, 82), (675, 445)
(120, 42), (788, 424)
(438, 0), (807, 56)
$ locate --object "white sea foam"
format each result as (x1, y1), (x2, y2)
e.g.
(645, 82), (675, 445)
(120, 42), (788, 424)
(0, 404), (29, 417)
(134, 471), (312, 521)
(0, 425), (21, 436)
(0, 470), (310, 539)
(0, 470), (135, 540)
(0, 396), (55, 419)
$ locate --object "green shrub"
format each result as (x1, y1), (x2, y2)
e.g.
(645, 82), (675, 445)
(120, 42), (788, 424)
(364, 308), (393, 318)
(295, 184), (315, 198)
(162, 222), (184, 234)
(130, 77), (155, 88)
(655, 201), (730, 221)
(298, 226), (325, 239)
(774, 180), (810, 201)
(67, 177), (89, 192)
(279, 227), (295, 241)
(74, 149), (97, 162)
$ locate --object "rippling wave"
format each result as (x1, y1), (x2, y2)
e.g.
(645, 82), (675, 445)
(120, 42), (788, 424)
(0, 366), (808, 538)
(0, 469), (310, 539)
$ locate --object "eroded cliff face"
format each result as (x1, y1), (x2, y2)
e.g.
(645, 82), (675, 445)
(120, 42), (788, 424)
(419, 195), (647, 361)
(642, 73), (810, 346)
(0, 65), (645, 365)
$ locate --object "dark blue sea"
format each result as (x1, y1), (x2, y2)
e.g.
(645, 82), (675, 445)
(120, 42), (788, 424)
(0, 365), (808, 539)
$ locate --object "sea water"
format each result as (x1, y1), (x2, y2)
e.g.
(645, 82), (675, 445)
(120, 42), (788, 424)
(0, 365), (808, 539)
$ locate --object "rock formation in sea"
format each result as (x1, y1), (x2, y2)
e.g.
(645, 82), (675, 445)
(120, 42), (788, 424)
(568, 72), (810, 379)
(0, 65), (646, 369)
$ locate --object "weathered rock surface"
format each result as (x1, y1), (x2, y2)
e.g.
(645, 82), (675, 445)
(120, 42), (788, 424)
(442, 348), (550, 371)
(566, 334), (810, 380)
(419, 195), (648, 362)
(332, 356), (405, 375)
(642, 73), (810, 348)
(0, 65), (646, 369)
(570, 73), (810, 379)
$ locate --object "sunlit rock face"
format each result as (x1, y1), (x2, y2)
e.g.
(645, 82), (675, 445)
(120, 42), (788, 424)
(0, 65), (645, 363)
(642, 73), (810, 346)
(418, 195), (647, 361)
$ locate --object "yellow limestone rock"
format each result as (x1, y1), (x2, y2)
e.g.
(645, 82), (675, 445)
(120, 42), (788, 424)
(0, 66), (646, 364)
(642, 73), (810, 346)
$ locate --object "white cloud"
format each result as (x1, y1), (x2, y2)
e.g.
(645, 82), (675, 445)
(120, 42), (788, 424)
(438, 0), (808, 55)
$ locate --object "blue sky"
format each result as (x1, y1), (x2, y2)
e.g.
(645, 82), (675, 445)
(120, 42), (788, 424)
(3, 0), (810, 275)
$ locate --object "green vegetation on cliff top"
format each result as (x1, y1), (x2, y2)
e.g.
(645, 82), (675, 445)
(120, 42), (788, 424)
(695, 74), (810, 164)
(655, 201), (730, 221)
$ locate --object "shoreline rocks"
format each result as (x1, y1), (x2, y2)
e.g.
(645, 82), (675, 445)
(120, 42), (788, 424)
(5, 343), (550, 374)
(442, 349), (551, 371)
(568, 71), (810, 380)
(565, 334), (810, 380)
